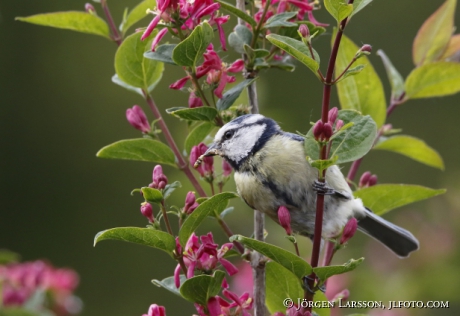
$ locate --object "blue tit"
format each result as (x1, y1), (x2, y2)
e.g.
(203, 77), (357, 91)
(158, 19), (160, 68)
(199, 114), (419, 257)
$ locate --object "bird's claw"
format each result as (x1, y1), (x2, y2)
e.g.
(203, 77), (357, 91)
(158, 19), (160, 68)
(313, 180), (335, 195)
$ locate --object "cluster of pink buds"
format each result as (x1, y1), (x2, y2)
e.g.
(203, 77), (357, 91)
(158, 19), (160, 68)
(141, 0), (230, 51)
(126, 105), (151, 133)
(195, 289), (253, 316)
(1, 260), (81, 315)
(358, 171), (378, 188)
(183, 191), (199, 214)
(142, 304), (166, 316)
(170, 45), (244, 102)
(150, 165), (168, 190)
(174, 232), (238, 285)
(190, 143), (214, 178)
(339, 218), (358, 245)
(313, 107), (344, 141)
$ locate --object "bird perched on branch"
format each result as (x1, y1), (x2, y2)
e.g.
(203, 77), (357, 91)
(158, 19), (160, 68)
(195, 114), (419, 257)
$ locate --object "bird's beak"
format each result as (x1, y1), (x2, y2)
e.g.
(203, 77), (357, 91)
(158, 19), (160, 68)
(193, 143), (222, 168)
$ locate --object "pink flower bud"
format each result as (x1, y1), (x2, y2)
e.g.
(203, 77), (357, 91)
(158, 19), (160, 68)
(332, 289), (350, 302)
(184, 191), (199, 214)
(169, 76), (189, 90)
(147, 304), (166, 316)
(190, 146), (205, 177)
(140, 202), (154, 223)
(198, 143), (214, 176)
(126, 105), (150, 133)
(278, 206), (292, 235)
(328, 107), (338, 124)
(227, 59), (245, 73)
(368, 174), (378, 187)
(188, 92), (203, 108)
(381, 123), (393, 134)
(174, 264), (181, 288)
(298, 24), (310, 38)
(222, 160), (232, 176)
(152, 165), (168, 189)
(359, 171), (372, 188)
(340, 218), (358, 244)
(313, 120), (324, 140)
(85, 3), (96, 14)
(323, 122), (333, 140)
(335, 119), (344, 131)
(360, 44), (372, 53)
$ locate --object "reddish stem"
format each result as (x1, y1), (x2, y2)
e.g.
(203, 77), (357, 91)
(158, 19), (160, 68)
(100, 0), (122, 45)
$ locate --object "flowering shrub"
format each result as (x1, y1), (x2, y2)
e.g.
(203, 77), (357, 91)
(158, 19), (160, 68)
(15, 0), (460, 315)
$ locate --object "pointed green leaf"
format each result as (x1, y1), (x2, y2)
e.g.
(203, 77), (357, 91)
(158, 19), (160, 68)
(264, 12), (298, 28)
(152, 275), (187, 296)
(111, 74), (144, 96)
(162, 181), (181, 200)
(216, 0), (257, 27)
(377, 50), (405, 100)
(96, 139), (176, 167)
(313, 258), (364, 282)
(336, 64), (366, 83)
(229, 25), (253, 54)
(353, 184), (446, 216)
(266, 261), (303, 313)
(115, 31), (164, 90)
(334, 31), (386, 128)
(324, 0), (353, 22)
(144, 44), (177, 65)
(185, 122), (215, 154)
(94, 227), (176, 256)
(120, 0), (156, 34)
(305, 110), (377, 164)
(216, 79), (257, 111)
(405, 62), (460, 99)
(440, 34), (460, 60)
(180, 271), (225, 305)
(172, 22), (213, 67)
(179, 192), (238, 246)
(141, 187), (163, 203)
(412, 0), (457, 65)
(374, 135), (444, 170)
(351, 0), (373, 16)
(266, 34), (320, 79)
(166, 107), (219, 122)
(230, 235), (312, 279)
(16, 11), (110, 39)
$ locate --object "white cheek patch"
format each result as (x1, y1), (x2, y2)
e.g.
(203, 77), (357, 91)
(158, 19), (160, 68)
(225, 124), (266, 163)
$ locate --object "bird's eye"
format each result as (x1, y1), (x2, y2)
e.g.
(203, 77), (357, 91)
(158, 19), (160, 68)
(224, 130), (234, 140)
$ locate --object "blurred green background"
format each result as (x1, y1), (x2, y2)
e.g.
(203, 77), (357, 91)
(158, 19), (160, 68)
(1, 0), (460, 315)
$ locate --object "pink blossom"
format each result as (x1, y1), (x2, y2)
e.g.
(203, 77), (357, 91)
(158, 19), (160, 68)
(151, 28), (169, 51)
(190, 143), (214, 177)
(223, 289), (253, 316)
(188, 92), (203, 108)
(140, 202), (155, 223)
(278, 206), (292, 235)
(222, 160), (232, 176)
(126, 105), (151, 133)
(184, 191), (199, 214)
(340, 218), (358, 244)
(150, 165), (168, 189)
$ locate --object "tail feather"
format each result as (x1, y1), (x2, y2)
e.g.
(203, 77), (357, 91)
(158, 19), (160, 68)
(357, 209), (419, 258)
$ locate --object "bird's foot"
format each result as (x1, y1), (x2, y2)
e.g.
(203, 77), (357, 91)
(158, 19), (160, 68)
(313, 180), (335, 195)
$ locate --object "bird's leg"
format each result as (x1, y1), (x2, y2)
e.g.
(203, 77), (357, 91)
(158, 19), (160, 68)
(312, 180), (350, 199)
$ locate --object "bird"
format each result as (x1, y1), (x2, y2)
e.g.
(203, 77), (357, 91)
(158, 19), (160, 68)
(195, 114), (419, 257)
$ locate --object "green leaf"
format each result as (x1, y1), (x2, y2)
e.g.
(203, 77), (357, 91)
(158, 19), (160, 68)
(120, 0), (156, 34)
(0, 307), (42, 316)
(115, 31), (164, 90)
(0, 249), (20, 264)
(144, 44), (178, 65)
(230, 235), (312, 279)
(94, 227), (176, 256)
(336, 64), (366, 83)
(412, 0), (456, 65)
(180, 271), (225, 305)
(179, 192), (238, 246)
(267, 60), (296, 72)
(374, 135), (444, 170)
(351, 0), (373, 16)
(440, 34), (460, 60)
(163, 181), (182, 200)
(185, 122), (215, 154)
(216, 0), (257, 28)
(228, 25), (253, 54)
(266, 34), (320, 79)
(166, 107), (219, 122)
(141, 187), (163, 203)
(96, 138), (176, 167)
(405, 62), (460, 99)
(113, 74), (157, 96)
(324, 0), (353, 22)
(266, 261), (303, 313)
(353, 184), (446, 216)
(334, 31), (386, 128)
(152, 275), (186, 296)
(172, 22), (213, 67)
(313, 258), (364, 282)
(376, 50), (405, 100)
(304, 110), (377, 164)
(16, 11), (110, 39)
(264, 12), (298, 28)
(307, 156), (338, 173)
(216, 79), (257, 111)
